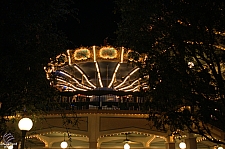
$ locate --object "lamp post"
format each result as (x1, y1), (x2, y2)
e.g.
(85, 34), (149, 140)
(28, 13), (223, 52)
(60, 141), (68, 149)
(60, 133), (68, 149)
(179, 141), (186, 149)
(18, 118), (33, 149)
(124, 143), (130, 149)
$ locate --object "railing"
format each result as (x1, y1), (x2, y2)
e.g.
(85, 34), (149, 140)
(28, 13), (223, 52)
(40, 93), (148, 112)
(45, 101), (145, 111)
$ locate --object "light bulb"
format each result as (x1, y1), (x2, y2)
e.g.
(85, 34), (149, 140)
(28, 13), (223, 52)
(7, 145), (13, 149)
(179, 142), (186, 149)
(18, 118), (33, 131)
(60, 141), (68, 149)
(124, 143), (130, 149)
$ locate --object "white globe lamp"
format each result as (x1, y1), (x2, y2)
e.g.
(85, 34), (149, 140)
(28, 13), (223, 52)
(18, 118), (33, 149)
(179, 141), (186, 149)
(18, 118), (33, 131)
(124, 143), (130, 149)
(7, 144), (13, 149)
(60, 141), (68, 149)
(218, 147), (224, 149)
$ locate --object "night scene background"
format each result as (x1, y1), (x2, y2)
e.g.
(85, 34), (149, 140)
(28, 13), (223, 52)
(1, 0), (225, 148)
(59, 0), (119, 47)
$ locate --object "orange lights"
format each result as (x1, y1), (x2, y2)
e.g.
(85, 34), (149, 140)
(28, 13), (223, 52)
(127, 50), (140, 62)
(99, 47), (117, 59)
(56, 54), (68, 66)
(74, 48), (90, 60)
(108, 63), (120, 88)
(115, 68), (140, 90)
(45, 46), (145, 92)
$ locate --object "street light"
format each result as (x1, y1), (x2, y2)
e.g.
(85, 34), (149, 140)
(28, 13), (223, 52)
(60, 133), (68, 149)
(18, 118), (33, 149)
(218, 147), (224, 149)
(179, 141), (186, 149)
(60, 141), (68, 149)
(124, 143), (130, 149)
(7, 144), (13, 149)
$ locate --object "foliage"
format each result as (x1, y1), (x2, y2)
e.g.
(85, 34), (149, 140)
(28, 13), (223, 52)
(116, 0), (225, 144)
(0, 0), (75, 135)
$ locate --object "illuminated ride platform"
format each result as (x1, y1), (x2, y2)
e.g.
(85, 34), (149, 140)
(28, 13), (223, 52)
(39, 46), (220, 149)
(45, 46), (148, 110)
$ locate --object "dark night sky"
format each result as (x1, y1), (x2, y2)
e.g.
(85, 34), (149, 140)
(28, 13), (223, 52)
(59, 0), (119, 48)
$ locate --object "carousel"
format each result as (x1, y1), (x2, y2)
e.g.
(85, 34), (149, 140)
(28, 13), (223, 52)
(44, 46), (148, 109)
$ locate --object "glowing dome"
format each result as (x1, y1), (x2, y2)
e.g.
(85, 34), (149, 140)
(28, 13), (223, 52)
(45, 46), (147, 94)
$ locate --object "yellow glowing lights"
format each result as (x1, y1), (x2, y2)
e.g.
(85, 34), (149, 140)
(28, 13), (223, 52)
(59, 71), (93, 90)
(108, 63), (120, 88)
(115, 68), (140, 89)
(56, 78), (87, 91)
(99, 47), (117, 59)
(118, 79), (139, 91)
(74, 48), (90, 60)
(121, 47), (124, 63)
(95, 62), (103, 87)
(73, 65), (96, 88)
(127, 51), (140, 62)
(56, 54), (68, 66)
(196, 137), (206, 143)
(93, 46), (96, 62)
(124, 143), (130, 149)
(67, 50), (71, 65)
(45, 46), (144, 92)
(214, 45), (225, 50)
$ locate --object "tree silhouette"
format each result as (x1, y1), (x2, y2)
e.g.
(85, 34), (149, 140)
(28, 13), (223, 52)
(116, 0), (225, 144)
(0, 0), (75, 135)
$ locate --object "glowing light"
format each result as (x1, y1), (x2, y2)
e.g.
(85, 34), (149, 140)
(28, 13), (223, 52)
(99, 47), (117, 59)
(108, 63), (120, 88)
(95, 62), (103, 87)
(123, 85), (140, 92)
(121, 47), (124, 63)
(179, 142), (186, 149)
(214, 45), (225, 50)
(56, 54), (67, 66)
(93, 46), (96, 62)
(29, 135), (48, 147)
(67, 50), (71, 65)
(115, 68), (140, 89)
(56, 85), (75, 91)
(127, 51), (140, 61)
(56, 78), (87, 91)
(188, 62), (194, 68)
(73, 65), (96, 88)
(18, 118), (33, 131)
(60, 141), (68, 148)
(59, 71), (93, 90)
(7, 144), (13, 149)
(59, 71), (79, 84)
(45, 46), (145, 92)
(124, 143), (130, 149)
(74, 48), (90, 60)
(214, 31), (225, 36)
(118, 79), (139, 91)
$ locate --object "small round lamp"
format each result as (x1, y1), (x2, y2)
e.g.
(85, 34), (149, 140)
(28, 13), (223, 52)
(179, 141), (186, 149)
(60, 141), (68, 149)
(124, 143), (130, 149)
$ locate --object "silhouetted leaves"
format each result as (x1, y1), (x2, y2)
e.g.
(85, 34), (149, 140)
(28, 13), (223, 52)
(0, 0), (75, 134)
(116, 0), (225, 144)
